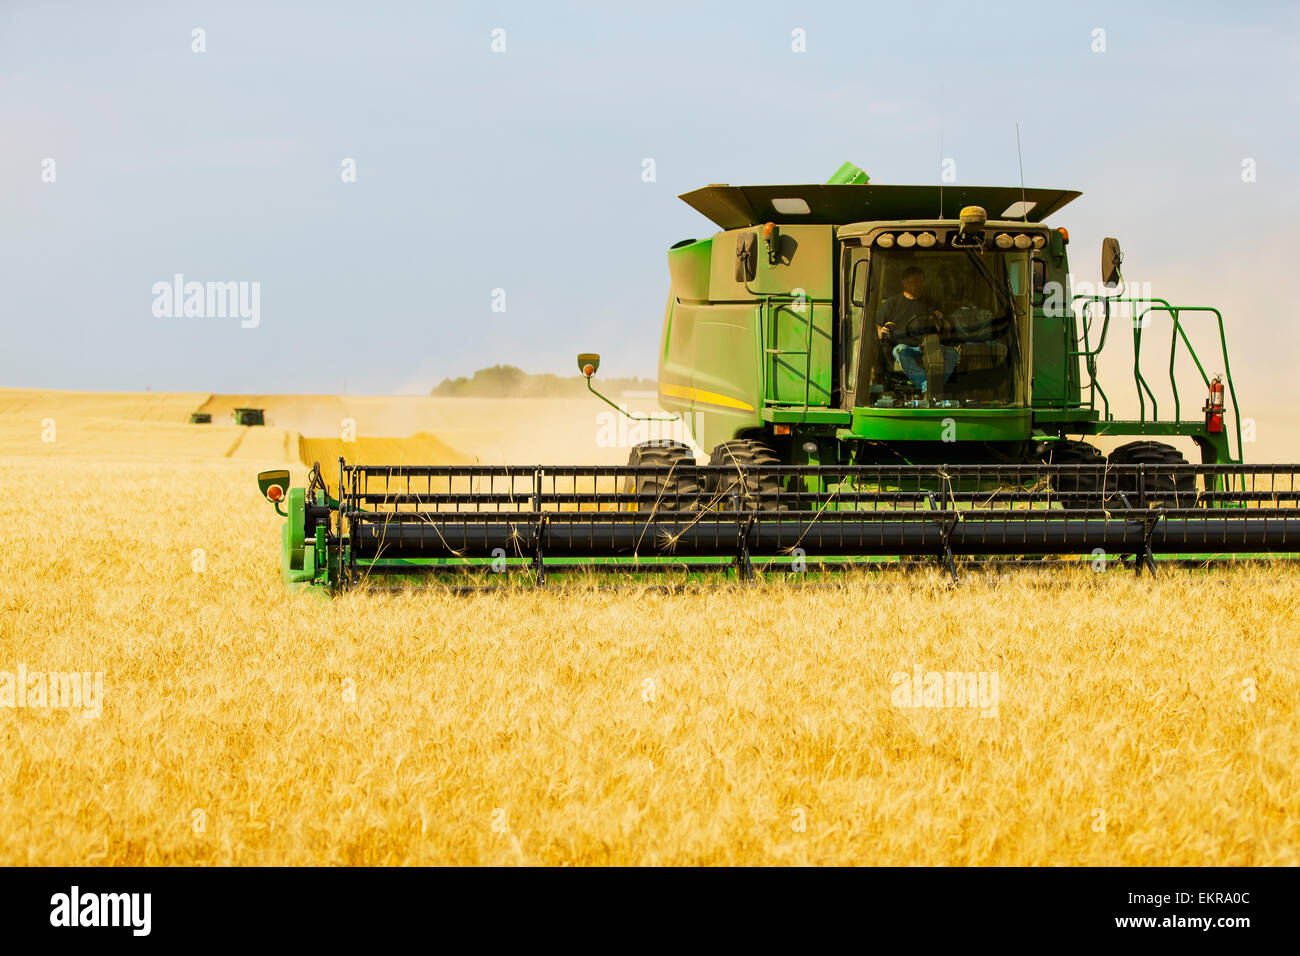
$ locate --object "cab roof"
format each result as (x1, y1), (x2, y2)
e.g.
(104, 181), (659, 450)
(679, 183), (1081, 229)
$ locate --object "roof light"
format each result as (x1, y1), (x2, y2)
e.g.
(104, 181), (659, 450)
(770, 198), (811, 215)
(1031, 235), (1046, 249)
(916, 232), (936, 248)
(995, 233), (1013, 250)
(876, 233), (895, 248)
(1001, 200), (1037, 218)
(896, 232), (917, 248)
(1014, 234), (1033, 250)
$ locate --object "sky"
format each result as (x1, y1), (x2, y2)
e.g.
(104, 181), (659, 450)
(2, 0), (1299, 408)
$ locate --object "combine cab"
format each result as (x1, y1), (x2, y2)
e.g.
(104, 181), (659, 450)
(258, 164), (1300, 590)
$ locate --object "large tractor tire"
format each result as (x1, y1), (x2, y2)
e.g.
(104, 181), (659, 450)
(1107, 440), (1197, 509)
(707, 439), (785, 511)
(622, 441), (702, 512)
(1037, 439), (1107, 509)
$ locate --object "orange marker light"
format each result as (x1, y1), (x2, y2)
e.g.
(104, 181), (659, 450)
(1057, 227), (1070, 243)
(762, 222), (775, 238)
(582, 364), (595, 377)
(267, 485), (284, 501)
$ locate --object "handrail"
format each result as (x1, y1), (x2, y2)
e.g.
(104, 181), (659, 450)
(1138, 305), (1241, 463)
(1064, 295), (1241, 462)
(1065, 292), (1145, 419)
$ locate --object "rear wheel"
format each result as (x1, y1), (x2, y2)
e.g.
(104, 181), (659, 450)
(707, 439), (785, 510)
(1037, 439), (1106, 509)
(1107, 441), (1197, 508)
(622, 441), (702, 512)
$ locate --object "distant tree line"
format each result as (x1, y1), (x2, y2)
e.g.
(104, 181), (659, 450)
(431, 364), (656, 398)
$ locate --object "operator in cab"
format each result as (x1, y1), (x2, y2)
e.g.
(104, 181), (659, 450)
(876, 266), (957, 393)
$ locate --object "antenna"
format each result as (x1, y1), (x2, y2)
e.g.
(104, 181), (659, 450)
(938, 91), (944, 218)
(1015, 123), (1027, 222)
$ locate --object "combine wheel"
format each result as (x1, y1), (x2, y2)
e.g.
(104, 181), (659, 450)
(1037, 439), (1107, 510)
(707, 439), (786, 511)
(1107, 441), (1197, 509)
(622, 441), (702, 512)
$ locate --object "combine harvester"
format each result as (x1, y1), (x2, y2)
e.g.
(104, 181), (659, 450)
(258, 163), (1300, 590)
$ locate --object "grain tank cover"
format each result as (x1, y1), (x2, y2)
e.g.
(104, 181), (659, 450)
(679, 183), (1081, 229)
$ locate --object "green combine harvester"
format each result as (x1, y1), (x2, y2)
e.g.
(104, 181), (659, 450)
(258, 163), (1300, 590)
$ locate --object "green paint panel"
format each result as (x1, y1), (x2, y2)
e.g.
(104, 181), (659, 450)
(765, 300), (833, 406)
(1031, 308), (1070, 406)
(286, 487), (306, 568)
(752, 224), (833, 298)
(846, 407), (1033, 442)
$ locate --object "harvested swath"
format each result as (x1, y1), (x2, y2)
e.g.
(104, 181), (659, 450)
(298, 431), (470, 470)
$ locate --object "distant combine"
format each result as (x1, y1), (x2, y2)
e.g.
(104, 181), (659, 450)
(259, 163), (1300, 591)
(232, 408), (265, 427)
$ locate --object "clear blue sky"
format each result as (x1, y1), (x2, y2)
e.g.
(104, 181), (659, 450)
(2, 0), (1297, 398)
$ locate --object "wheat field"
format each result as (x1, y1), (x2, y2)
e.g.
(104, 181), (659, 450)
(1, 390), (1298, 865)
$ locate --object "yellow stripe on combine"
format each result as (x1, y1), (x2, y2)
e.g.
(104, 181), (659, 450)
(659, 381), (755, 412)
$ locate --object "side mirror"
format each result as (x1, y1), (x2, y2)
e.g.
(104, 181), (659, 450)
(1101, 237), (1123, 286)
(577, 353), (600, 377)
(1031, 258), (1047, 301)
(735, 232), (757, 283)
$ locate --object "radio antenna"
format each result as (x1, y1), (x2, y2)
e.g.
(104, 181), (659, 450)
(1016, 123), (1027, 221)
(938, 92), (944, 218)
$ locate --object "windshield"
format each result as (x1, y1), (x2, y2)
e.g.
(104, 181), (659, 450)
(845, 247), (1032, 408)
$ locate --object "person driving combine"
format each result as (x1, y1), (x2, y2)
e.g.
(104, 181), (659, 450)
(876, 266), (957, 393)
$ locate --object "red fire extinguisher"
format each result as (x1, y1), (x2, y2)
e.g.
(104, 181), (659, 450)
(1203, 374), (1225, 433)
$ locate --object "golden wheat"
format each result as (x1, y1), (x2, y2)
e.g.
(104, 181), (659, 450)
(1, 391), (1297, 865)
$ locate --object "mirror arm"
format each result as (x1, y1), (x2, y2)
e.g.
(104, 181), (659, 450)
(585, 376), (677, 422)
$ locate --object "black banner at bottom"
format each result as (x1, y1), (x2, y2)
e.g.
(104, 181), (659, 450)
(0, 866), (1284, 943)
